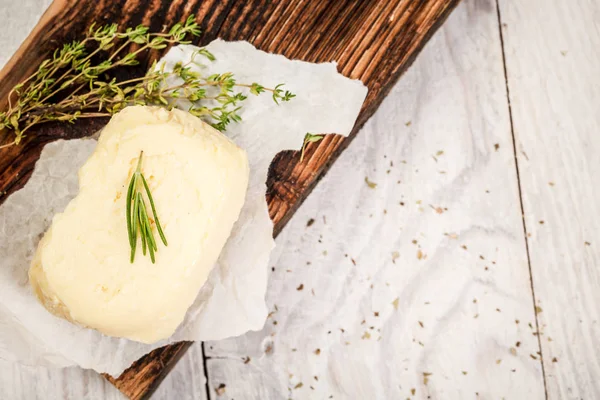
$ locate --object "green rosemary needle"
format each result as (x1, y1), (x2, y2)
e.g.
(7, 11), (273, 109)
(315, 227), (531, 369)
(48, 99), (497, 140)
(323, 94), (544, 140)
(127, 151), (167, 263)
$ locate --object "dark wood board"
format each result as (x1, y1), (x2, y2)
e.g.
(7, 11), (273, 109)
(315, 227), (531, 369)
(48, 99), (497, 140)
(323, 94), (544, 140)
(0, 0), (461, 398)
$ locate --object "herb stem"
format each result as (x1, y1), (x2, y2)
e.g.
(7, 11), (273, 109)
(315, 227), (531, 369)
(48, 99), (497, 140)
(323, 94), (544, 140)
(0, 140), (17, 149)
(38, 44), (104, 104)
(108, 39), (134, 62)
(1, 16), (294, 144)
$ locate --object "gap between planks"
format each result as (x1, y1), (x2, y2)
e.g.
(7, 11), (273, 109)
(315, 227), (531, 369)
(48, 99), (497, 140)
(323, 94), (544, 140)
(494, 0), (548, 398)
(201, 342), (210, 400)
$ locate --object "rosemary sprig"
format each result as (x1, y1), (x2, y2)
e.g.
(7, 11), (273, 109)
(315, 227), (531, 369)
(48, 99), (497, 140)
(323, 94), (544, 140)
(127, 151), (167, 264)
(0, 15), (295, 148)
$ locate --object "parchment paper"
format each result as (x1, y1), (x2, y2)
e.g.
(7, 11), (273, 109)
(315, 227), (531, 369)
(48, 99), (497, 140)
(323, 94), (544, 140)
(0, 40), (367, 376)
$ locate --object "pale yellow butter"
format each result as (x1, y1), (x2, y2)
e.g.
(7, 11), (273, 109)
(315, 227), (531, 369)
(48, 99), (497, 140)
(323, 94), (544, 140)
(29, 106), (249, 344)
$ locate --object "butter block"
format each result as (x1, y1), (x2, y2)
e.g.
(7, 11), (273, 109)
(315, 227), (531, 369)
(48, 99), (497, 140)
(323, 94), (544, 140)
(29, 106), (249, 343)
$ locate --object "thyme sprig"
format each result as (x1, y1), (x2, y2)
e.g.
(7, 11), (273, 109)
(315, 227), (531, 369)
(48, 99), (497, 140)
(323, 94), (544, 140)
(0, 15), (295, 148)
(127, 151), (167, 264)
(300, 133), (324, 161)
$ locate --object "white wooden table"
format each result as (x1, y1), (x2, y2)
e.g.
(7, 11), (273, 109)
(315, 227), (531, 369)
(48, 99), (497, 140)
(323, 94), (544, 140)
(1, 0), (598, 398)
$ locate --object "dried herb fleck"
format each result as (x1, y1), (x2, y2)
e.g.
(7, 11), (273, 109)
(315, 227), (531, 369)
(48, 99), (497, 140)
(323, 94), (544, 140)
(215, 383), (226, 396)
(364, 176), (377, 189)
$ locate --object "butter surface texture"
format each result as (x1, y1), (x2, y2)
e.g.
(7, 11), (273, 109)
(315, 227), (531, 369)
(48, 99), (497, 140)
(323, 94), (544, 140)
(29, 106), (249, 343)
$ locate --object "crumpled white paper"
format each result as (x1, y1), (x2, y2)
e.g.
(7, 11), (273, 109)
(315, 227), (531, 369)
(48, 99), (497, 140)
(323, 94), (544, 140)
(0, 39), (367, 376)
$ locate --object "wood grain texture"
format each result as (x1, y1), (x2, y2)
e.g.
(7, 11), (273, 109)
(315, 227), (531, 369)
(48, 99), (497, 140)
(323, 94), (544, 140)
(498, 0), (600, 398)
(104, 342), (192, 400)
(0, 0), (461, 398)
(150, 343), (208, 400)
(203, 0), (546, 398)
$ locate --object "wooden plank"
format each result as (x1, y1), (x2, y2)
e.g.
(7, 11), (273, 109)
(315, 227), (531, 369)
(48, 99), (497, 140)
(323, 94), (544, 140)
(204, 0), (545, 398)
(149, 343), (208, 400)
(0, 0), (461, 398)
(104, 342), (193, 400)
(498, 0), (600, 398)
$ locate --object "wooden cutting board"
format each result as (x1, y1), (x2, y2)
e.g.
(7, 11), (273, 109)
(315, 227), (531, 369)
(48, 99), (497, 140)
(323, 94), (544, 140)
(0, 0), (460, 398)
